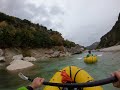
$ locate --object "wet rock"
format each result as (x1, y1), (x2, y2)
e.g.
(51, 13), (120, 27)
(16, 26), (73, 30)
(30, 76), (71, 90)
(45, 50), (54, 54)
(0, 49), (4, 56)
(67, 45), (83, 55)
(50, 51), (60, 58)
(12, 54), (23, 60)
(23, 57), (36, 62)
(0, 57), (5, 63)
(7, 60), (34, 70)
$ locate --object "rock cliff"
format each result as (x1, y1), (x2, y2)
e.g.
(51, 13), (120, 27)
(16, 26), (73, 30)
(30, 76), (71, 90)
(98, 13), (120, 48)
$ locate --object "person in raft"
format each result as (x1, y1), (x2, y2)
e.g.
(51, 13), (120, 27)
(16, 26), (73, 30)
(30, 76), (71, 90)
(17, 71), (120, 90)
(86, 50), (93, 57)
(17, 77), (44, 90)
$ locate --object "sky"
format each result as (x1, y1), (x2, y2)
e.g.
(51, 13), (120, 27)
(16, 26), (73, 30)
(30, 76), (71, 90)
(0, 0), (120, 46)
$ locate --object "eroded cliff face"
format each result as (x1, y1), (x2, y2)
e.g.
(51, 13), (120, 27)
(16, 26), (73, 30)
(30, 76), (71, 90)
(98, 13), (120, 48)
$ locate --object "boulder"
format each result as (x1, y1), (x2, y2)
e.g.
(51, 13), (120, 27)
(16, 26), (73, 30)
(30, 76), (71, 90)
(0, 57), (5, 63)
(0, 49), (4, 56)
(7, 60), (34, 70)
(45, 50), (54, 54)
(12, 54), (23, 60)
(67, 45), (83, 55)
(59, 52), (71, 57)
(60, 53), (66, 57)
(50, 51), (60, 58)
(23, 57), (36, 62)
(65, 52), (71, 56)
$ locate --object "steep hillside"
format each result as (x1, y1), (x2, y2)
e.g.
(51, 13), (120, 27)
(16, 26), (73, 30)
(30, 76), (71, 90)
(98, 13), (120, 48)
(0, 12), (76, 48)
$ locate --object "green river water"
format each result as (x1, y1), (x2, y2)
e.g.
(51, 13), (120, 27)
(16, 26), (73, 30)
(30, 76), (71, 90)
(0, 52), (120, 90)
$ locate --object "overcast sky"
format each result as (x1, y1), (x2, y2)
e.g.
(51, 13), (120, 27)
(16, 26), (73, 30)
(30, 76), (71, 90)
(0, 0), (120, 46)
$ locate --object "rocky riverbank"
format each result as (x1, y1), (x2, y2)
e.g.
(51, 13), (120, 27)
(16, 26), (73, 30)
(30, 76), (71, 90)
(0, 46), (84, 70)
(99, 45), (120, 52)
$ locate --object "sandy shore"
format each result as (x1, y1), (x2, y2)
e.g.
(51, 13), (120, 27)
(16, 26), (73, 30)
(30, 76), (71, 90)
(100, 45), (120, 52)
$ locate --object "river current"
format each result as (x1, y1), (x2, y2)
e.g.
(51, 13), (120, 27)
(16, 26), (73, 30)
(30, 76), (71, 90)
(0, 52), (120, 90)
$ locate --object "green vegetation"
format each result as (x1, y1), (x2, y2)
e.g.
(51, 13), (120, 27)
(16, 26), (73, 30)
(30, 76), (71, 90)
(0, 12), (76, 48)
(63, 40), (76, 48)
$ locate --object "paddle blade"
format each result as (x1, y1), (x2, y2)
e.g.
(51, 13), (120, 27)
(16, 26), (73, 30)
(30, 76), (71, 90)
(97, 54), (102, 57)
(18, 72), (28, 81)
(77, 57), (83, 60)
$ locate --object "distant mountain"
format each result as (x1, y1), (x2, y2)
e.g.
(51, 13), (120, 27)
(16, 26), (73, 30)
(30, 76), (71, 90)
(86, 42), (99, 50)
(97, 13), (120, 48)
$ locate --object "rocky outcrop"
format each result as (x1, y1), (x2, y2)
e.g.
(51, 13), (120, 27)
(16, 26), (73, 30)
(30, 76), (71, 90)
(4, 48), (21, 63)
(0, 49), (4, 56)
(0, 45), (83, 67)
(7, 60), (34, 70)
(50, 51), (60, 58)
(0, 57), (5, 63)
(30, 48), (71, 59)
(23, 57), (36, 62)
(45, 50), (54, 54)
(12, 54), (23, 60)
(0, 49), (5, 63)
(48, 51), (71, 58)
(67, 44), (84, 55)
(98, 13), (120, 48)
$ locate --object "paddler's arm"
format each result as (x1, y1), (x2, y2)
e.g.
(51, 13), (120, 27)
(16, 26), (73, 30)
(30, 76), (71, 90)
(17, 77), (44, 90)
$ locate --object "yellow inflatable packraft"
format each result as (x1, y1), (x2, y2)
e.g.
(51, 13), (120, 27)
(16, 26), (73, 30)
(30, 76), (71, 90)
(44, 66), (103, 90)
(84, 56), (97, 64)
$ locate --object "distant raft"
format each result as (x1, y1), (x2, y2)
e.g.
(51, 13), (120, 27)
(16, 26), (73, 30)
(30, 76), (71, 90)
(44, 66), (103, 90)
(84, 56), (97, 64)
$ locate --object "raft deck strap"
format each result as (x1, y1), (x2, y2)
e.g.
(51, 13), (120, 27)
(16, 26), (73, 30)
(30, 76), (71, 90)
(74, 69), (83, 82)
(69, 66), (72, 79)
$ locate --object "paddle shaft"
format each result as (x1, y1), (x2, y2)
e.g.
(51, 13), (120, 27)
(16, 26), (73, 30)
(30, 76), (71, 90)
(27, 76), (118, 87)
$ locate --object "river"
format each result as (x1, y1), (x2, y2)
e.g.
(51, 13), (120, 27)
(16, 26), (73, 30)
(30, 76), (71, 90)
(0, 51), (120, 90)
